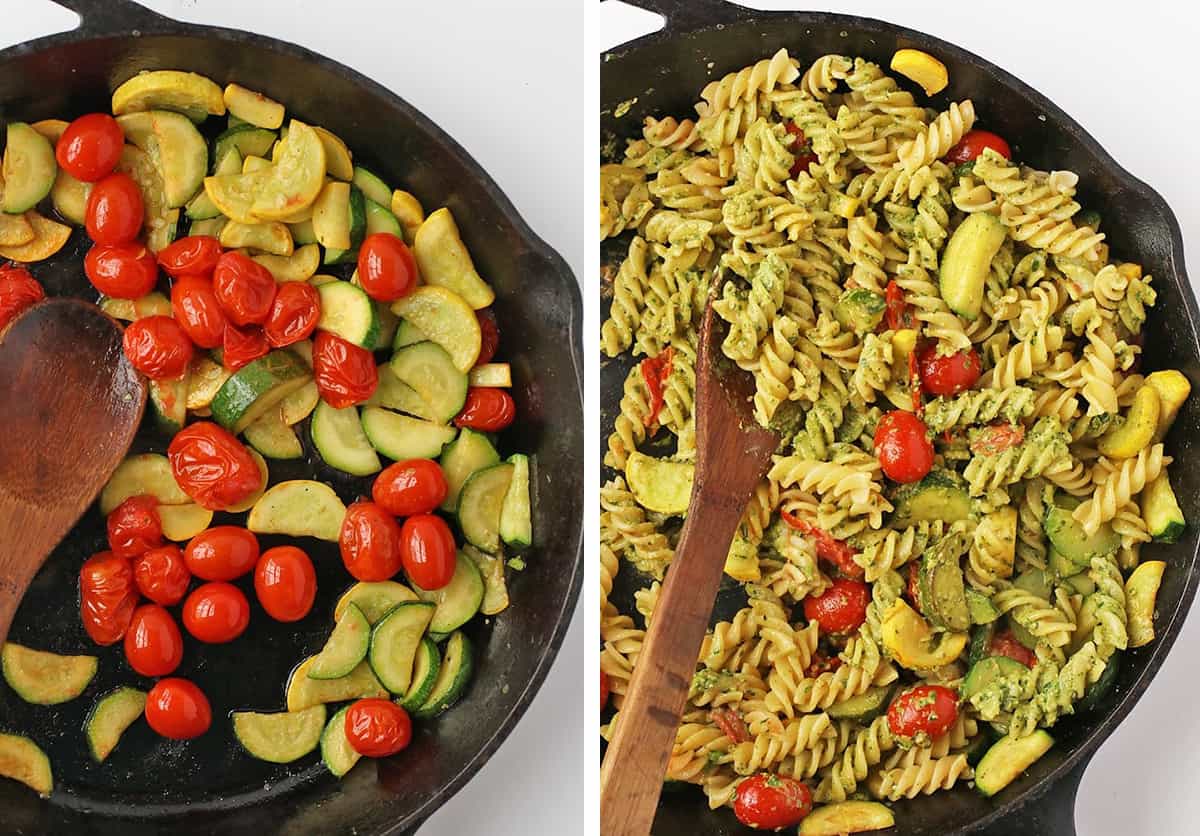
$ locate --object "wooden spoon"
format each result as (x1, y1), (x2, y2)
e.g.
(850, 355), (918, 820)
(599, 299), (781, 836)
(0, 298), (146, 646)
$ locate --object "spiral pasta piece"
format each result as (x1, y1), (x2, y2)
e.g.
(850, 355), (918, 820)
(1072, 444), (1168, 534)
(896, 100), (975, 173)
(923, 386), (1035, 433)
(870, 753), (973, 800)
(601, 236), (650, 357)
(600, 477), (675, 578)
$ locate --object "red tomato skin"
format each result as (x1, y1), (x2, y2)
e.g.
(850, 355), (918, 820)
(212, 251), (276, 326)
(184, 526), (260, 581)
(888, 685), (960, 741)
(85, 243), (159, 299)
(79, 551), (139, 646)
(124, 604), (184, 677)
(133, 544), (192, 606)
(803, 578), (870, 635)
(946, 129), (1012, 165)
(171, 275), (227, 349)
(356, 233), (418, 302)
(56, 113), (124, 182)
(400, 514), (457, 591)
(168, 422), (262, 511)
(85, 173), (143, 245)
(916, 343), (981, 396)
(907, 562), (924, 613)
(344, 699), (413, 758)
(989, 631), (1037, 668)
(784, 122), (819, 178)
(874, 410), (935, 484)
(339, 501), (403, 582)
(157, 236), (222, 279)
(372, 459), (448, 517)
(313, 330), (378, 408)
(0, 266), (45, 332)
(264, 281), (320, 347)
(122, 315), (194, 380)
(182, 581), (250, 644)
(733, 773), (814, 831)
(222, 323), (270, 371)
(254, 546), (317, 623)
(600, 669), (611, 711)
(453, 387), (516, 431)
(475, 309), (499, 366)
(145, 678), (211, 740)
(106, 495), (163, 558)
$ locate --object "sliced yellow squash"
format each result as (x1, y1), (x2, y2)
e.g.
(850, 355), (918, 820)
(390, 285), (482, 372)
(112, 70), (225, 121)
(157, 503), (215, 541)
(0, 733), (53, 797)
(312, 180), (351, 249)
(250, 121), (326, 220)
(0, 210), (34, 246)
(890, 48), (949, 96)
(223, 83), (285, 130)
(247, 479), (346, 541)
(313, 126), (354, 181)
(220, 220), (293, 256)
(0, 212), (71, 263)
(30, 119), (69, 144)
(412, 207), (495, 309)
(100, 453), (191, 514)
(390, 189), (425, 243)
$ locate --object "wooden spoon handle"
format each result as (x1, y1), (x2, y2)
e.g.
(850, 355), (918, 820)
(0, 504), (64, 646)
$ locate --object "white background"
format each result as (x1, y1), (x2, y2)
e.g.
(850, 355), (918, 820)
(2, 1), (583, 834)
(598, 1), (1200, 835)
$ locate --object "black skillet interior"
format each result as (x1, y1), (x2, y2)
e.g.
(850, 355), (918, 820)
(0, 1), (582, 834)
(599, 1), (1200, 834)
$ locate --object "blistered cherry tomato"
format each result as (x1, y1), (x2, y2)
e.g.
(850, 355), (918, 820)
(222, 323), (270, 371)
(168, 422), (262, 511)
(85, 242), (158, 298)
(345, 698), (412, 757)
(264, 281), (320, 347)
(145, 678), (211, 740)
(600, 669), (611, 712)
(106, 494), (162, 558)
(640, 348), (674, 428)
(313, 330), (378, 408)
(212, 251), (276, 326)
(184, 526), (260, 581)
(453, 387), (515, 431)
(372, 459), (448, 517)
(400, 514), (456, 591)
(56, 113), (123, 182)
(784, 122), (819, 178)
(124, 604), (184, 677)
(339, 501), (403, 582)
(475, 309), (499, 366)
(884, 280), (915, 331)
(254, 546), (317, 623)
(887, 684), (959, 741)
(122, 315), (193, 380)
(733, 773), (814, 831)
(85, 172), (143, 245)
(182, 581), (250, 644)
(988, 630), (1037, 668)
(356, 233), (417, 302)
(170, 274), (227, 349)
(711, 707), (750, 743)
(874, 410), (935, 484)
(916, 342), (981, 396)
(79, 551), (138, 646)
(133, 544), (191, 606)
(969, 423), (1025, 456)
(157, 236), (222, 279)
(0, 265), (44, 332)
(802, 578), (870, 635)
(907, 562), (923, 613)
(946, 129), (1012, 165)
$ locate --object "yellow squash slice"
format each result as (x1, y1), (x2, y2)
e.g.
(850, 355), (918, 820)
(112, 70), (225, 121)
(0, 212), (71, 263)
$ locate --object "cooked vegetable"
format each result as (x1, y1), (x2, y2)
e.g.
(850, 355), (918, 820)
(625, 451), (693, 515)
(360, 407), (457, 461)
(309, 603), (371, 680)
(334, 581), (420, 625)
(881, 599), (968, 669)
(413, 551), (485, 635)
(2, 123), (57, 213)
(1, 643), (97, 705)
(974, 730), (1053, 796)
(1098, 384), (1160, 459)
(223, 83), (285, 130)
(390, 341), (469, 425)
(412, 208), (495, 309)
(367, 601), (436, 694)
(0, 211), (71, 262)
(439, 428), (500, 512)
(247, 479), (347, 541)
(890, 48), (949, 95)
(798, 801), (894, 835)
(311, 401), (382, 476)
(1126, 560), (1166, 648)
(112, 70), (225, 121)
(210, 349), (311, 433)
(499, 453), (533, 549)
(939, 212), (1006, 320)
(286, 657), (387, 712)
(253, 243), (320, 282)
(0, 733), (53, 797)
(1142, 471), (1186, 543)
(413, 630), (473, 718)
(100, 452), (191, 513)
(232, 705), (326, 763)
(1145, 369), (1190, 442)
(85, 687), (146, 762)
(457, 463), (515, 553)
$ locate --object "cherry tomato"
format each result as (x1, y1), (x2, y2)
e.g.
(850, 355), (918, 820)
(85, 242), (158, 299)
(254, 546), (317, 623)
(784, 122), (819, 178)
(124, 603), (184, 677)
(356, 233), (418, 302)
(85, 172), (143, 245)
(802, 578), (870, 634)
(946, 129), (1012, 165)
(887, 684), (959, 741)
(212, 251), (276, 326)
(339, 501), (403, 582)
(710, 708), (750, 743)
(475, 308), (500, 366)
(168, 422), (262, 511)
(969, 423), (1025, 456)
(453, 387), (515, 431)
(0, 265), (45, 332)
(133, 544), (192, 606)
(916, 342), (981, 396)
(122, 315), (194, 380)
(222, 323), (270, 371)
(313, 330), (378, 408)
(344, 698), (413, 758)
(874, 410), (935, 484)
(264, 281), (320, 348)
(600, 669), (611, 711)
(733, 773), (814, 831)
(182, 581), (250, 644)
(106, 494), (162, 558)
(56, 113), (123, 182)
(157, 236), (222, 279)
(907, 562), (923, 613)
(779, 511), (862, 580)
(372, 459), (448, 516)
(400, 514), (456, 591)
(884, 280), (916, 331)
(806, 652), (842, 678)
(79, 551), (138, 646)
(145, 678), (211, 740)
(988, 630), (1036, 668)
(169, 274), (227, 349)
(184, 526), (260, 581)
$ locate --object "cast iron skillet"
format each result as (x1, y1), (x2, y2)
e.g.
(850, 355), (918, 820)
(0, 1), (582, 833)
(599, 1), (1200, 833)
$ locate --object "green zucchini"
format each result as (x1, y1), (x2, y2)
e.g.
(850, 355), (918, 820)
(364, 199), (403, 238)
(1142, 472), (1185, 543)
(149, 373), (189, 434)
(213, 125), (276, 170)
(389, 341), (470, 425)
(413, 551), (485, 633)
(890, 470), (971, 527)
(393, 319), (427, 351)
(352, 165), (391, 207)
(308, 603), (370, 680)
(0, 733), (52, 797)
(320, 705), (360, 777)
(243, 408), (303, 460)
(398, 637), (442, 711)
(316, 280), (380, 348)
(1044, 503), (1119, 565)
(439, 428), (501, 512)
(365, 366), (442, 423)
(414, 631), (473, 719)
(85, 687), (146, 762)
(360, 406), (457, 461)
(832, 288), (886, 335)
(968, 622), (996, 666)
(469, 363), (512, 388)
(500, 453), (533, 549)
(974, 730), (1053, 797)
(825, 685), (891, 722)
(917, 529), (971, 631)
(334, 581), (419, 625)
(966, 588), (1001, 625)
(939, 212), (1007, 320)
(1, 643), (97, 705)
(232, 705), (326, 763)
(458, 463), (515, 553)
(2, 123), (56, 214)
(210, 349), (311, 434)
(367, 601), (436, 695)
(286, 657), (387, 712)
(310, 401), (381, 477)
(1076, 651), (1120, 713)
(961, 655), (1027, 701)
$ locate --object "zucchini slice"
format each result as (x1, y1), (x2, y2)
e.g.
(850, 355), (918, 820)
(214, 126), (276, 170)
(468, 363), (512, 388)
(157, 503), (214, 542)
(1098, 385), (1160, 459)
(414, 551), (485, 635)
(101, 291), (172, 322)
(393, 318), (427, 351)
(360, 407), (457, 461)
(313, 181), (352, 250)
(939, 212), (1007, 320)
(0, 733), (52, 797)
(413, 631), (474, 718)
(86, 687), (146, 762)
(458, 464), (515, 553)
(798, 801), (894, 836)
(247, 479), (347, 542)
(335, 582), (420, 625)
(0, 211), (70, 263)
(316, 280), (380, 348)
(223, 83), (285, 130)
(142, 110), (207, 208)
(112, 70), (224, 121)
(186, 356), (232, 411)
(2, 123), (56, 214)
(368, 601), (436, 695)
(149, 373), (190, 434)
(50, 168), (91, 226)
(312, 127), (354, 181)
(364, 199), (403, 238)
(210, 349), (312, 433)
(308, 603), (371, 680)
(280, 380), (320, 426)
(366, 366), (441, 422)
(1076, 651), (1120, 713)
(1044, 503), (1119, 566)
(1126, 560), (1166, 648)
(500, 454), (532, 549)
(244, 408), (304, 460)
(961, 656), (1027, 701)
(890, 469), (971, 527)
(188, 146), (241, 219)
(320, 705), (360, 777)
(625, 451), (692, 515)
(399, 637), (442, 711)
(1145, 369), (1191, 443)
(439, 428), (501, 512)
(975, 730), (1054, 797)
(100, 453), (190, 513)
(1142, 472), (1185, 543)
(390, 286), (482, 373)
(232, 705), (326, 763)
(918, 530), (971, 632)
(188, 216), (227, 238)
(390, 341), (470, 425)
(464, 545), (510, 616)
(351, 166), (391, 207)
(2, 643), (97, 705)
(412, 208), (496, 309)
(253, 243), (320, 283)
(826, 685), (892, 722)
(287, 657), (387, 712)
(311, 401), (382, 476)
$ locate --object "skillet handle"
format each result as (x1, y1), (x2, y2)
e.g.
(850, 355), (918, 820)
(972, 754), (1087, 836)
(47, 0), (172, 33)
(606, 0), (750, 32)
